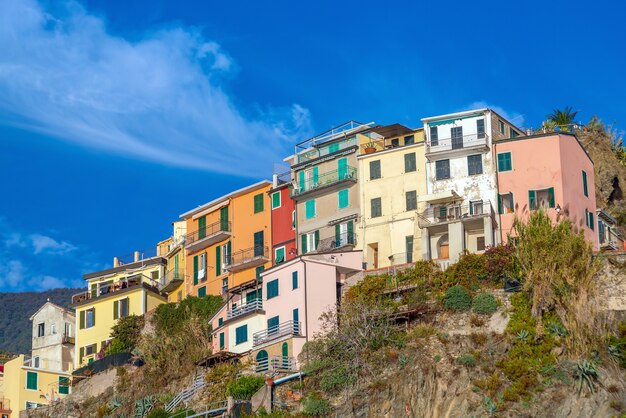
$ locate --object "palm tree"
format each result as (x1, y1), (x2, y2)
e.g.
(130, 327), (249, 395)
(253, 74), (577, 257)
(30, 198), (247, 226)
(546, 106), (579, 127)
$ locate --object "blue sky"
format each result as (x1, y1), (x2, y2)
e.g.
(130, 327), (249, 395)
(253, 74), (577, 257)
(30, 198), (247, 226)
(1, 0), (625, 292)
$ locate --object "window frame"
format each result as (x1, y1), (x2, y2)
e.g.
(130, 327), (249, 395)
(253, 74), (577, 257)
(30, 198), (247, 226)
(371, 197), (382, 218)
(369, 160), (381, 180)
(405, 190), (417, 211)
(37, 322), (45, 337)
(435, 159), (450, 180)
(271, 191), (281, 209)
(404, 152), (417, 173)
(497, 152), (512, 172)
(467, 154), (483, 176)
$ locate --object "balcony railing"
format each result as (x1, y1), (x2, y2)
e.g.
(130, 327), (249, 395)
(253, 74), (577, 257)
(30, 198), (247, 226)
(226, 299), (263, 320)
(426, 133), (489, 155)
(0, 397), (11, 412)
(185, 220), (231, 251)
(72, 276), (159, 304)
(292, 166), (357, 197)
(227, 245), (269, 272)
(160, 269), (186, 293)
(296, 136), (358, 164)
(255, 356), (298, 373)
(62, 333), (75, 345)
(253, 320), (301, 346)
(418, 201), (494, 228)
(308, 232), (357, 254)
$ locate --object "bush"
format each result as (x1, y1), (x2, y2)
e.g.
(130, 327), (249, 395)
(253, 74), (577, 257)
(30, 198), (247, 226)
(152, 296), (223, 333)
(457, 354), (477, 367)
(226, 375), (265, 399)
(472, 292), (497, 315)
(146, 408), (169, 418)
(104, 338), (127, 356)
(109, 315), (144, 352)
(319, 365), (355, 393)
(302, 393), (332, 416)
(443, 253), (488, 289)
(444, 285), (471, 311)
(483, 244), (519, 282)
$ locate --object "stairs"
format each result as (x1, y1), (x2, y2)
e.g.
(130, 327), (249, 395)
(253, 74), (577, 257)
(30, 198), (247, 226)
(165, 373), (206, 413)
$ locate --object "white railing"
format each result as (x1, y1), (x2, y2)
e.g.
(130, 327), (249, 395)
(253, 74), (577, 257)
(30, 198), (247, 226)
(255, 356), (298, 373)
(165, 373), (206, 413)
(434, 259), (450, 271)
(426, 133), (489, 154)
(226, 299), (263, 320)
(253, 320), (301, 346)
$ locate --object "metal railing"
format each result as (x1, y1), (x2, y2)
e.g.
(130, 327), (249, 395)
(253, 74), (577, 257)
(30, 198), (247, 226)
(226, 299), (263, 320)
(116, 247), (158, 265)
(295, 121), (373, 156)
(426, 133), (489, 154)
(62, 333), (75, 345)
(359, 136), (417, 154)
(255, 356), (298, 373)
(186, 220), (231, 245)
(165, 373), (206, 413)
(308, 233), (357, 254)
(418, 201), (494, 228)
(227, 245), (269, 267)
(71, 276), (160, 304)
(292, 166), (357, 196)
(253, 320), (301, 346)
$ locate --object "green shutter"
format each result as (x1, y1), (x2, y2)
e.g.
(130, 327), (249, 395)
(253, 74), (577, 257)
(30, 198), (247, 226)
(582, 171), (588, 197)
(198, 216), (206, 239)
(589, 212), (595, 230)
(529, 190), (536, 210)
(298, 171), (305, 191)
(329, 143), (339, 153)
(314, 230), (320, 248)
(301, 234), (307, 254)
(220, 206), (229, 230)
(510, 193), (515, 211)
(498, 194), (503, 214)
(347, 221), (354, 244)
(198, 286), (206, 297)
(338, 189), (348, 208)
(216, 246), (221, 276)
(256, 265), (265, 280)
(312, 167), (319, 186)
(305, 200), (315, 219)
(219, 332), (225, 349)
(79, 310), (85, 329)
(254, 194), (264, 213)
(338, 158), (347, 179)
(193, 255), (199, 285)
(59, 377), (69, 395)
(79, 347), (84, 364)
(26, 371), (38, 390)
(113, 300), (119, 320)
(272, 192), (280, 209)
(548, 187), (555, 208)
(292, 271), (298, 289)
(335, 224), (340, 246)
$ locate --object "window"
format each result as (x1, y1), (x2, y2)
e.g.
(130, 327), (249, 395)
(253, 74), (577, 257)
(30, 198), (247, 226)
(497, 152), (512, 172)
(391, 138), (399, 147)
(477, 119), (485, 139)
(404, 153), (416, 172)
(219, 332), (225, 349)
(198, 286), (206, 297)
(406, 235), (414, 263)
(477, 236), (486, 251)
(59, 376), (70, 395)
(586, 209), (595, 230)
(113, 298), (129, 320)
(498, 193), (515, 214)
(271, 192), (281, 209)
(328, 142), (339, 153)
(467, 154), (483, 175)
(292, 271), (298, 289)
(51, 324), (56, 335)
(301, 231), (318, 254)
(218, 317), (223, 327)
(26, 371), (38, 390)
(221, 278), (228, 295)
(293, 308), (300, 325)
(404, 135), (414, 145)
(235, 325), (248, 345)
(430, 126), (438, 146)
(371, 197), (382, 218)
(267, 279), (279, 299)
(510, 127), (518, 138)
(334, 220), (354, 246)
(253, 231), (264, 257)
(305, 199), (316, 219)
(582, 170), (588, 197)
(337, 189), (349, 209)
(470, 200), (484, 215)
(253, 193), (264, 213)
(369, 160), (381, 180)
(499, 120), (505, 135)
(85, 343), (96, 356)
(79, 308), (95, 329)
(275, 246), (286, 264)
(529, 188), (555, 210)
(451, 126), (463, 149)
(37, 322), (45, 337)
(435, 159), (450, 180)
(199, 252), (207, 280)
(405, 191), (417, 211)
(221, 242), (231, 272)
(33, 356), (40, 368)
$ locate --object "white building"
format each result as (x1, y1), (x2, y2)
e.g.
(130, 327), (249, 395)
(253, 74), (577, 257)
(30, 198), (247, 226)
(419, 109), (524, 266)
(30, 301), (76, 372)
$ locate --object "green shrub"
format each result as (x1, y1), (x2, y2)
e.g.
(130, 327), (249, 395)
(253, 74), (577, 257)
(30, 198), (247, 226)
(109, 314), (144, 353)
(444, 285), (471, 311)
(226, 375), (265, 399)
(472, 292), (497, 315)
(302, 393), (332, 416)
(319, 365), (354, 393)
(608, 321), (626, 368)
(146, 408), (169, 418)
(457, 354), (476, 367)
(443, 253), (488, 289)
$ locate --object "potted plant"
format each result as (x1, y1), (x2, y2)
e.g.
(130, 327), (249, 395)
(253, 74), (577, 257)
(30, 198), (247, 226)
(363, 142), (376, 154)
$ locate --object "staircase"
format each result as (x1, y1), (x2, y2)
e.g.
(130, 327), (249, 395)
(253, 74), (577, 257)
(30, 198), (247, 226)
(165, 373), (206, 413)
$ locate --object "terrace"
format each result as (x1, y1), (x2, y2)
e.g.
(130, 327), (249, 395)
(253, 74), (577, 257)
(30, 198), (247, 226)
(226, 298), (263, 321)
(253, 320), (301, 347)
(71, 275), (161, 305)
(185, 220), (231, 253)
(254, 355), (298, 373)
(295, 121), (374, 163)
(425, 133), (489, 159)
(418, 200), (495, 229)
(291, 166), (357, 199)
(226, 245), (269, 272)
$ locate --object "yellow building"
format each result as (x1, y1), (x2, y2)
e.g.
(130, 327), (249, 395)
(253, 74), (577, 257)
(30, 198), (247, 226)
(357, 125), (426, 269)
(180, 181), (272, 297)
(72, 254), (168, 368)
(157, 220), (188, 303)
(3, 355), (72, 415)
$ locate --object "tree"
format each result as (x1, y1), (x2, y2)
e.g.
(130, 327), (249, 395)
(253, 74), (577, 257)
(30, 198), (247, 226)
(546, 106), (578, 128)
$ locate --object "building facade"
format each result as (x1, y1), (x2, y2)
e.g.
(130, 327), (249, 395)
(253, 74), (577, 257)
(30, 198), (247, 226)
(357, 124), (426, 269)
(597, 209), (625, 251)
(180, 181), (272, 298)
(269, 171), (297, 265)
(156, 220), (188, 302)
(419, 109), (524, 266)
(30, 302), (75, 373)
(494, 132), (598, 248)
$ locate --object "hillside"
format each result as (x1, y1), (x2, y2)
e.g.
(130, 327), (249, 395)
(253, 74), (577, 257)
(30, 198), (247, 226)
(0, 288), (81, 355)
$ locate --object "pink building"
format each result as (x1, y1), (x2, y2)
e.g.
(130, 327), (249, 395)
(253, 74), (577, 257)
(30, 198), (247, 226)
(208, 251), (363, 372)
(495, 133), (598, 248)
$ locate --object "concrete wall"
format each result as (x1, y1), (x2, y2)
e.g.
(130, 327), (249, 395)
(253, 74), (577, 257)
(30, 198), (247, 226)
(270, 185), (297, 263)
(227, 314), (266, 354)
(31, 303), (75, 372)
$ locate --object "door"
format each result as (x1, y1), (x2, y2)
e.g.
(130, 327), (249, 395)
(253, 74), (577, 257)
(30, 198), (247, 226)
(282, 342), (289, 369)
(338, 157), (348, 179)
(220, 206), (229, 231)
(254, 231), (264, 257)
(256, 350), (268, 372)
(451, 126), (463, 149)
(439, 244), (449, 259)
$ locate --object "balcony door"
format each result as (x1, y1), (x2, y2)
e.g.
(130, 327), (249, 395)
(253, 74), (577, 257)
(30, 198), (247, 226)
(254, 231), (264, 257)
(451, 126), (463, 150)
(338, 157), (347, 179)
(220, 206), (229, 231)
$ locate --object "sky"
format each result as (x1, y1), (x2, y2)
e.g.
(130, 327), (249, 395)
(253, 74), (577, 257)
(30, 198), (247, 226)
(1, 0), (625, 292)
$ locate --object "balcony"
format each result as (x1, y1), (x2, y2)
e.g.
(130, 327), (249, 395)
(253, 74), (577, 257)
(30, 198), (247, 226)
(291, 166), (357, 200)
(0, 397), (11, 413)
(425, 133), (489, 159)
(226, 245), (269, 272)
(185, 220), (231, 253)
(62, 333), (75, 345)
(72, 277), (160, 304)
(255, 356), (298, 373)
(160, 269), (186, 293)
(309, 232), (357, 254)
(253, 320), (301, 347)
(418, 201), (494, 229)
(226, 299), (263, 320)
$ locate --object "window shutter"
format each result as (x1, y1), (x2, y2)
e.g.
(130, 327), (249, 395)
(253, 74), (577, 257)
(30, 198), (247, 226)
(292, 271), (298, 289)
(312, 167), (319, 185)
(348, 221), (354, 244)
(113, 301), (119, 320)
(529, 190), (536, 210)
(470, 201), (474, 215)
(293, 308), (299, 323)
(589, 212), (595, 230)
(301, 235), (307, 254)
(298, 171), (305, 191)
(497, 195), (503, 215)
(220, 206), (229, 230)
(582, 171), (588, 197)
(335, 224), (340, 246)
(338, 157), (347, 179)
(548, 187), (555, 208)
(79, 311), (85, 329)
(216, 246), (221, 276)
(510, 193), (515, 211)
(92, 308), (95, 326)
(193, 255), (198, 285)
(79, 347), (84, 364)
(314, 230), (320, 247)
(227, 241), (232, 263)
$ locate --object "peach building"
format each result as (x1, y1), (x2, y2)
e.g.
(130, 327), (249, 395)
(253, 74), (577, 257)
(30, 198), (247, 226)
(494, 132), (598, 248)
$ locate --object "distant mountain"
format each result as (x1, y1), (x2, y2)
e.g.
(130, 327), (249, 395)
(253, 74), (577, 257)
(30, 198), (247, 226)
(0, 288), (81, 355)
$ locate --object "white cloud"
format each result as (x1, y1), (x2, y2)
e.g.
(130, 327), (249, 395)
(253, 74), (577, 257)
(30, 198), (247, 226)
(29, 234), (77, 255)
(1, 260), (26, 288)
(0, 0), (311, 176)
(464, 101), (526, 128)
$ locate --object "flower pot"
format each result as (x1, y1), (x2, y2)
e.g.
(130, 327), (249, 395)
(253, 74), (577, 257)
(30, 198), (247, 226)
(364, 147), (376, 154)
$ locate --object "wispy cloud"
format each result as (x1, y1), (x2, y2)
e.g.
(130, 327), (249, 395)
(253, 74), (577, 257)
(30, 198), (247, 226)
(464, 101), (526, 128)
(29, 234), (77, 255)
(0, 0), (312, 176)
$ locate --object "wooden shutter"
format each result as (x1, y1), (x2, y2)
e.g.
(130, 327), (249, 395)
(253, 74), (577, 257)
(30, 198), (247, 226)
(298, 171), (305, 191)
(92, 308), (95, 326)
(348, 220), (354, 244)
(497, 195), (503, 214)
(582, 171), (588, 197)
(79, 347), (84, 364)
(301, 234), (307, 254)
(548, 187), (555, 208)
(528, 190), (536, 210)
(79, 310), (85, 329)
(292, 271), (298, 289)
(338, 158), (347, 179)
(216, 246), (221, 276)
(335, 224), (340, 246)
(312, 167), (319, 185)
(113, 300), (119, 320)
(220, 206), (229, 230)
(314, 230), (320, 248)
(198, 216), (206, 238)
(193, 255), (198, 285)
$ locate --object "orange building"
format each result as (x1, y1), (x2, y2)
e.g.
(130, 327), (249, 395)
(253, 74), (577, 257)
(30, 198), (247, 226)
(180, 181), (273, 297)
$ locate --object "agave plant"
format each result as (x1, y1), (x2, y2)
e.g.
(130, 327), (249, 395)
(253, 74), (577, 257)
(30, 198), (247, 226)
(574, 360), (599, 395)
(109, 396), (123, 411)
(608, 343), (623, 359)
(516, 330), (529, 341)
(134, 395), (156, 418)
(547, 323), (568, 337)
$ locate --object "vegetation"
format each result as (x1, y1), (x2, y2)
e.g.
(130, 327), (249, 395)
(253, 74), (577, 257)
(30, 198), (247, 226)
(472, 292), (497, 315)
(456, 353), (477, 367)
(106, 314), (144, 355)
(226, 375), (265, 399)
(444, 285), (471, 311)
(546, 106), (579, 128)
(608, 321), (626, 368)
(301, 393), (332, 416)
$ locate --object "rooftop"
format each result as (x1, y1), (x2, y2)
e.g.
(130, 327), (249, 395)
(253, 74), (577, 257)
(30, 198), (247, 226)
(295, 120), (374, 152)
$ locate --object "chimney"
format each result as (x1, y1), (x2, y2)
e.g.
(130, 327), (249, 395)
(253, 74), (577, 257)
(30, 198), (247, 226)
(134, 251), (140, 262)
(272, 173), (278, 188)
(113, 257), (119, 268)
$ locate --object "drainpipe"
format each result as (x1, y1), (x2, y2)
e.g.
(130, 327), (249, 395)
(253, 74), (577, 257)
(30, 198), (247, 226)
(302, 260), (309, 342)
